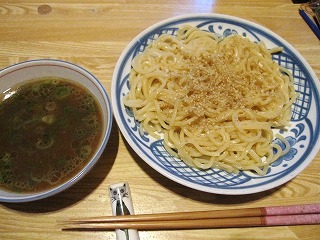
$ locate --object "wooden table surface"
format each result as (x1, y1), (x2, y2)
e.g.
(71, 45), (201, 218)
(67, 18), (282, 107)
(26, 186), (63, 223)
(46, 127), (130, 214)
(1, 1), (320, 239)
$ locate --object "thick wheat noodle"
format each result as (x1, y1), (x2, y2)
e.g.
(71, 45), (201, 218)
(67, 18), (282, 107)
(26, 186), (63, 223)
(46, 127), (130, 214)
(124, 25), (298, 175)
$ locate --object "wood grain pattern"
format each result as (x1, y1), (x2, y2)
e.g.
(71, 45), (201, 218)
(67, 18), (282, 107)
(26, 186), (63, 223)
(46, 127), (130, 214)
(0, 1), (320, 239)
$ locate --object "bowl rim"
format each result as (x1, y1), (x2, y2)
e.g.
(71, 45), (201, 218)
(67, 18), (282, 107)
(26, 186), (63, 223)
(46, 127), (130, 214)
(0, 59), (113, 202)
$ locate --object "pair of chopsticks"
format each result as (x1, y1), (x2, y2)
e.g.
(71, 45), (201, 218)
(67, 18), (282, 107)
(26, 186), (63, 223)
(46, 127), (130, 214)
(61, 203), (320, 230)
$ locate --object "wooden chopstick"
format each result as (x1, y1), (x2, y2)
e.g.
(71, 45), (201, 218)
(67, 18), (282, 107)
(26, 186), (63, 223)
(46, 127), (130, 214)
(65, 203), (320, 223)
(61, 203), (320, 230)
(62, 214), (320, 230)
(66, 207), (262, 223)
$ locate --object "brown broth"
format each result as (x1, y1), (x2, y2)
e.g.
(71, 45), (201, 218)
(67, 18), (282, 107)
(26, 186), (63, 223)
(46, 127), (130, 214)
(0, 77), (103, 193)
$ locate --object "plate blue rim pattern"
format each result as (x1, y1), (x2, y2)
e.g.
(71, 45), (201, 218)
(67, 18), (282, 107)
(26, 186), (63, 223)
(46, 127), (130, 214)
(112, 14), (320, 194)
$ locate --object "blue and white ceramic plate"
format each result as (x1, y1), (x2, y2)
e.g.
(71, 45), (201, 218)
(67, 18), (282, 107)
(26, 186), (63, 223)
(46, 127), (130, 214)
(111, 14), (320, 195)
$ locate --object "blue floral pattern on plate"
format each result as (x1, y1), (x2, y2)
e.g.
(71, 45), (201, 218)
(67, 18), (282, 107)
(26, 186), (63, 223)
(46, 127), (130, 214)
(112, 14), (320, 194)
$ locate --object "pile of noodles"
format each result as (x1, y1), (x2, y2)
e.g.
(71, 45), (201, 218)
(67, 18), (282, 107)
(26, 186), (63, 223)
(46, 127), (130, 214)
(124, 25), (298, 175)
